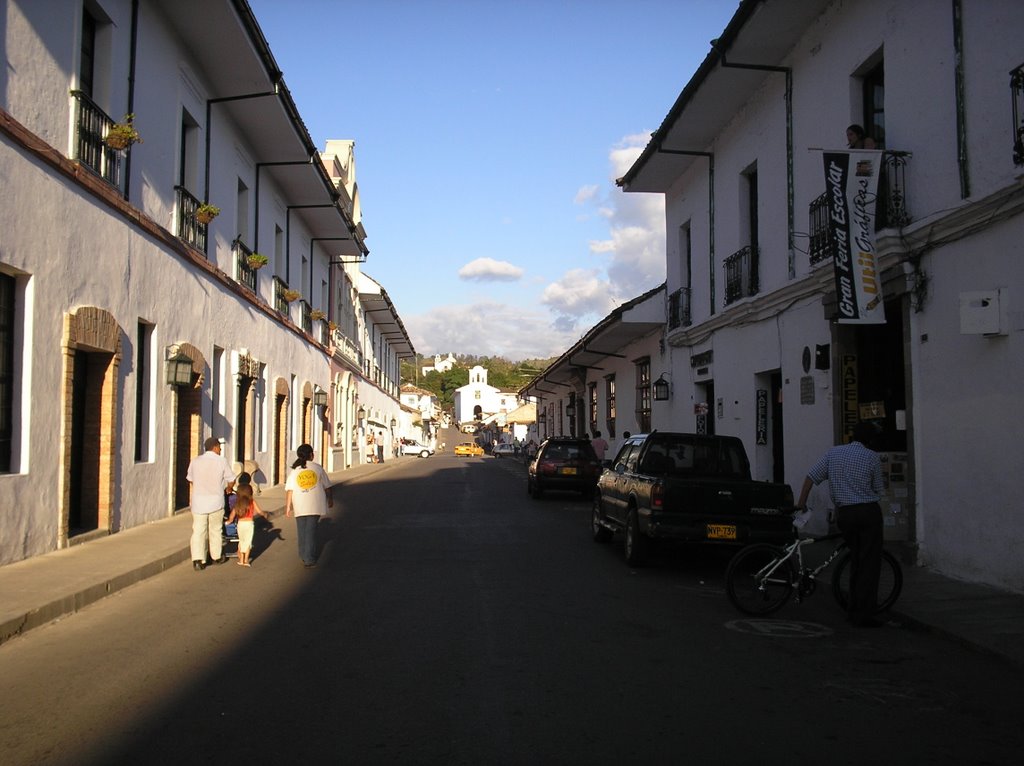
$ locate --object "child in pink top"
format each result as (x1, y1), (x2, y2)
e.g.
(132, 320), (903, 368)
(225, 484), (268, 567)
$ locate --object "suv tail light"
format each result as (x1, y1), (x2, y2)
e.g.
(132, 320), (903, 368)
(651, 480), (665, 510)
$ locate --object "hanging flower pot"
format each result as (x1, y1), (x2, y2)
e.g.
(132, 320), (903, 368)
(195, 203), (220, 225)
(247, 253), (269, 269)
(327, 321), (338, 332)
(104, 114), (142, 151)
(282, 289), (301, 303)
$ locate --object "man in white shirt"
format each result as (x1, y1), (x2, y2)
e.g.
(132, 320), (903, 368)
(186, 437), (236, 570)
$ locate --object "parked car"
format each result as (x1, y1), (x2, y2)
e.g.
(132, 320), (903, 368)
(491, 443), (517, 458)
(592, 432), (794, 566)
(455, 442), (484, 457)
(400, 440), (434, 458)
(527, 437), (602, 498)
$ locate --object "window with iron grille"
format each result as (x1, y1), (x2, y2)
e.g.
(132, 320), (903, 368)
(588, 382), (598, 428)
(808, 193), (833, 264)
(605, 375), (616, 439)
(724, 246), (759, 304)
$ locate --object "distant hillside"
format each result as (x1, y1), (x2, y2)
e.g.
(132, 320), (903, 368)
(401, 354), (556, 410)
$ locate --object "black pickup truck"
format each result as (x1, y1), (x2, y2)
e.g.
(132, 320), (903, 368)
(591, 432), (794, 565)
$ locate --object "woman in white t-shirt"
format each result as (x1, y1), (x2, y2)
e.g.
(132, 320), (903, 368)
(284, 444), (333, 567)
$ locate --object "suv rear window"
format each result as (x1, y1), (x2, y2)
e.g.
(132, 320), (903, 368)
(541, 441), (597, 461)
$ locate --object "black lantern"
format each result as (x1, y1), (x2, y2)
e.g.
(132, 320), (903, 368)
(357, 405), (366, 420)
(165, 351), (193, 386)
(390, 417), (397, 429)
(652, 373), (671, 401)
(313, 388), (328, 407)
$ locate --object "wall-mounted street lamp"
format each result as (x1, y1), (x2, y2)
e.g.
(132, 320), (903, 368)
(390, 417), (397, 429)
(165, 350), (193, 386)
(313, 388), (328, 407)
(357, 405), (366, 420)
(653, 373), (672, 401)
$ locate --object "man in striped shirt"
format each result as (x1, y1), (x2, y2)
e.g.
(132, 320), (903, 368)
(796, 421), (885, 627)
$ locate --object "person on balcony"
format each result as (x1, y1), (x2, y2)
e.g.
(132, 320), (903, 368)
(846, 124), (877, 149)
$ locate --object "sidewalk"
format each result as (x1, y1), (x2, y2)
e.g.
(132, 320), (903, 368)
(2, 466), (1023, 669)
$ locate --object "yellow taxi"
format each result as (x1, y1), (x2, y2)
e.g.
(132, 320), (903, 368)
(454, 441), (484, 457)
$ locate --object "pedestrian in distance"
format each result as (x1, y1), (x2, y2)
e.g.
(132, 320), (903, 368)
(186, 436), (236, 571)
(796, 421), (885, 627)
(225, 484), (269, 567)
(591, 430), (609, 462)
(284, 443), (333, 568)
(375, 430), (385, 463)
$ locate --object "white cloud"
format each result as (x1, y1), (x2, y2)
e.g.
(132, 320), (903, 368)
(537, 133), (665, 333)
(458, 257), (524, 282)
(574, 184), (598, 204)
(409, 301), (578, 361)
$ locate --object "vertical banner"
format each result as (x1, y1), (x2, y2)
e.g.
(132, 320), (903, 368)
(822, 150), (886, 324)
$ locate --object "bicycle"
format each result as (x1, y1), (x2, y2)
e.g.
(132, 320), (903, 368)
(724, 527), (903, 617)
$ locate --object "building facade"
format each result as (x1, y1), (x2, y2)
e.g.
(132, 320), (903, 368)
(0, 0), (410, 566)
(612, 0), (1022, 591)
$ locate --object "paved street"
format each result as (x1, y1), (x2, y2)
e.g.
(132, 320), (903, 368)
(1, 450), (1023, 765)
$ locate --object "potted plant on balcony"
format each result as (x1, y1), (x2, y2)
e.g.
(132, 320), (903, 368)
(246, 253), (269, 269)
(282, 289), (301, 303)
(195, 203), (220, 225)
(104, 114), (142, 151)
(327, 321), (338, 332)
(310, 309), (326, 321)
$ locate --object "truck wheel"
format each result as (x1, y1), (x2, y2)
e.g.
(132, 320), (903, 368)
(624, 508), (647, 566)
(592, 496), (612, 543)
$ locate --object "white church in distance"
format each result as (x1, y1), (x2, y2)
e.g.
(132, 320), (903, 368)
(452, 366), (520, 428)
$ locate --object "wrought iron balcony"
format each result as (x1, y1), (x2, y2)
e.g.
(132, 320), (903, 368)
(332, 329), (362, 366)
(175, 186), (208, 252)
(233, 239), (256, 292)
(71, 90), (121, 188)
(808, 192), (834, 265)
(724, 245), (759, 305)
(319, 319), (331, 346)
(668, 287), (692, 329)
(273, 276), (290, 314)
(300, 300), (312, 334)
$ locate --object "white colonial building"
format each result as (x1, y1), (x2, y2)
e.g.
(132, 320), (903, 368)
(529, 0), (1024, 592)
(453, 366), (521, 428)
(0, 0), (411, 567)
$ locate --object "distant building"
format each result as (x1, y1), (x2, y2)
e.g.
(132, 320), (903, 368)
(453, 366), (521, 427)
(421, 353), (457, 376)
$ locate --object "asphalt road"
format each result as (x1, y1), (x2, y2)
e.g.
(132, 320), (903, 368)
(1, 447), (1023, 765)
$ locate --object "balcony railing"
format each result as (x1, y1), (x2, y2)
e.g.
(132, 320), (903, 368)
(319, 320), (331, 346)
(233, 239), (256, 292)
(724, 245), (759, 305)
(175, 186), (208, 252)
(808, 192), (834, 265)
(71, 90), (121, 188)
(273, 276), (290, 314)
(668, 287), (692, 329)
(333, 329), (362, 366)
(300, 300), (312, 334)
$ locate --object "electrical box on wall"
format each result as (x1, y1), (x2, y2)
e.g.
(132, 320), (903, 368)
(959, 288), (1008, 336)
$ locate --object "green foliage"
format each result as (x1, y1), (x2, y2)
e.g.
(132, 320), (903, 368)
(400, 353), (558, 411)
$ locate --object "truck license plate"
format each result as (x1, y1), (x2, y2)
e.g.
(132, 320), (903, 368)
(707, 524), (737, 540)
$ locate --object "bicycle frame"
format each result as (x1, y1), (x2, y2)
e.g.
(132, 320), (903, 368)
(755, 533), (847, 602)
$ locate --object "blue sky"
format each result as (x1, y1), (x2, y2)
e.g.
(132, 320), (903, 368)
(248, 0), (739, 360)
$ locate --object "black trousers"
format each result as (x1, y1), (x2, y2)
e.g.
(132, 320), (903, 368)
(836, 502), (884, 623)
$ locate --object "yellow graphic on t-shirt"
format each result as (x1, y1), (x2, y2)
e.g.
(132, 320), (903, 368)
(296, 469), (318, 491)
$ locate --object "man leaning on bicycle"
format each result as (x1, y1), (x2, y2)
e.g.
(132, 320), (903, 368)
(796, 421), (886, 628)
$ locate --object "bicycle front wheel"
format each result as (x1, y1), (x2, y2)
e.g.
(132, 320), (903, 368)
(831, 549), (903, 613)
(725, 544), (796, 616)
